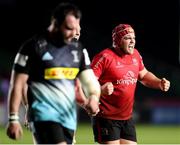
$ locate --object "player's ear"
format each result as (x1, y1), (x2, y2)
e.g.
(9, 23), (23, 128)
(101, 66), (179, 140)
(51, 19), (61, 32)
(54, 19), (59, 28)
(48, 18), (57, 32)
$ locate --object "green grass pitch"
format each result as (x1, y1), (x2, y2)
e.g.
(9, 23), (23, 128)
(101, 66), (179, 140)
(0, 123), (179, 144)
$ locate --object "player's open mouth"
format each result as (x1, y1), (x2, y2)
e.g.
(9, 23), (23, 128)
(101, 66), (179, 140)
(128, 45), (134, 50)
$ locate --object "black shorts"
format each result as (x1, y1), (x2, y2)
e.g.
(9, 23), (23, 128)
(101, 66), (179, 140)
(92, 117), (137, 143)
(31, 121), (74, 144)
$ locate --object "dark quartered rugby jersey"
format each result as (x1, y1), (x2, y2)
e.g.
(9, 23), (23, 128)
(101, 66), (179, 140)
(13, 33), (91, 130)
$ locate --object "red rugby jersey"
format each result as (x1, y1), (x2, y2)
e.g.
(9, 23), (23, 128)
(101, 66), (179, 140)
(91, 48), (144, 120)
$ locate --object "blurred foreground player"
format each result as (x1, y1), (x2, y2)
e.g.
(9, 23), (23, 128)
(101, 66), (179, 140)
(6, 2), (100, 144)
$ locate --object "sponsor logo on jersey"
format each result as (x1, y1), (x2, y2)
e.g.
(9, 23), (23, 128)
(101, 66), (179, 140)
(132, 58), (138, 66)
(45, 67), (79, 79)
(116, 71), (137, 85)
(93, 53), (108, 69)
(116, 61), (124, 68)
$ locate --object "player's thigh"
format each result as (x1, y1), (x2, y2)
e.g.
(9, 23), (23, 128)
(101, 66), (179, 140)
(103, 139), (120, 144)
(102, 139), (137, 145)
(120, 138), (137, 144)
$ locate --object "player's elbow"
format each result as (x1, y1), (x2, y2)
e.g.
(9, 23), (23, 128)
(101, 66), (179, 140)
(78, 69), (101, 98)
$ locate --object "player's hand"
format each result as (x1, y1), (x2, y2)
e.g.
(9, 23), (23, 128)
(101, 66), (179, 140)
(160, 78), (170, 92)
(6, 122), (23, 140)
(101, 82), (114, 95)
(85, 95), (100, 116)
(24, 115), (30, 129)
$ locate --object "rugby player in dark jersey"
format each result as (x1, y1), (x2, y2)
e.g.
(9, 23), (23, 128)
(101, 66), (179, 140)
(6, 2), (100, 144)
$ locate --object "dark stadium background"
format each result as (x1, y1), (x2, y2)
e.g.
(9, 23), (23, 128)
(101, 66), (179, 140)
(0, 0), (179, 65)
(0, 0), (179, 125)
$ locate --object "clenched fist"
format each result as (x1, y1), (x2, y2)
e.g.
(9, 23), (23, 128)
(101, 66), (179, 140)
(159, 78), (170, 92)
(101, 82), (114, 95)
(6, 122), (23, 140)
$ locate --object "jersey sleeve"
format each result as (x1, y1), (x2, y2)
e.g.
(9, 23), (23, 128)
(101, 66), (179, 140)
(136, 50), (145, 71)
(13, 39), (35, 74)
(91, 52), (107, 78)
(79, 48), (91, 72)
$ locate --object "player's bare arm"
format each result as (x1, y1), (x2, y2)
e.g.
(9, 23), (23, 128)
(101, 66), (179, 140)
(78, 69), (101, 116)
(7, 71), (28, 140)
(75, 78), (88, 107)
(138, 67), (170, 91)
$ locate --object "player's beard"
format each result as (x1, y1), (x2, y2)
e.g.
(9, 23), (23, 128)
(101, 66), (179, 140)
(51, 31), (65, 46)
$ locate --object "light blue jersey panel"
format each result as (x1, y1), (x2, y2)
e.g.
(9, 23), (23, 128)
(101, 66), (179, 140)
(29, 81), (77, 130)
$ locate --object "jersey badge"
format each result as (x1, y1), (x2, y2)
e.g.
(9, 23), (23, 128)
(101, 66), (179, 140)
(42, 52), (53, 60)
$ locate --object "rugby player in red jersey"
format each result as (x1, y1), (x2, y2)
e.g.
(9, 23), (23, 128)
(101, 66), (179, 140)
(90, 24), (170, 144)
